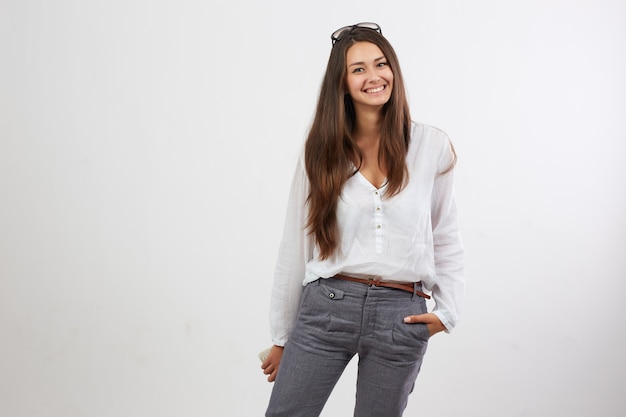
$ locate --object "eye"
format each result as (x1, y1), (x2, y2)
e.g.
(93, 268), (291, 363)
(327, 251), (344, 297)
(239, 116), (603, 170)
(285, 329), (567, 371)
(351, 67), (364, 73)
(377, 61), (388, 68)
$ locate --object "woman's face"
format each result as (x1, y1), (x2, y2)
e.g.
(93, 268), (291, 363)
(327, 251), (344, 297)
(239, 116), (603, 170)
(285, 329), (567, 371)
(344, 41), (394, 111)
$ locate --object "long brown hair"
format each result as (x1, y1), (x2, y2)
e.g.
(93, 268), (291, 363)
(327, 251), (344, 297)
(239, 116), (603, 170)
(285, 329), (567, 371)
(305, 27), (412, 259)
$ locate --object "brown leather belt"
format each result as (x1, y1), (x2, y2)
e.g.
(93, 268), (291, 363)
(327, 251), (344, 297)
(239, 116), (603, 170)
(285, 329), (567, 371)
(333, 274), (431, 299)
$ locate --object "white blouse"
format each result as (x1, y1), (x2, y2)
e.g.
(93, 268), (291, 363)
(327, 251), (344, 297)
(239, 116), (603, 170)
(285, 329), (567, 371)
(269, 122), (466, 346)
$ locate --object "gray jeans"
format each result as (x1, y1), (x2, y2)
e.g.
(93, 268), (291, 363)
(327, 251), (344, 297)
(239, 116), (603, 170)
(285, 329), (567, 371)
(265, 277), (430, 417)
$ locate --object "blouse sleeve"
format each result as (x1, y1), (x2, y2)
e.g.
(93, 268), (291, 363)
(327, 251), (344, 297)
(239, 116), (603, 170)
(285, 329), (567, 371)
(430, 137), (466, 332)
(269, 153), (313, 346)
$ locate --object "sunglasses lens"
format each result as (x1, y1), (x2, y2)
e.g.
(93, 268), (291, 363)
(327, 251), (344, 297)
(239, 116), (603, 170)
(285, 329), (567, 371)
(357, 22), (380, 31)
(331, 26), (351, 42)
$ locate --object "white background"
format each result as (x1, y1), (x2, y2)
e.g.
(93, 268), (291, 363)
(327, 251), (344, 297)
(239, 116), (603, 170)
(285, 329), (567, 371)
(1, 1), (625, 416)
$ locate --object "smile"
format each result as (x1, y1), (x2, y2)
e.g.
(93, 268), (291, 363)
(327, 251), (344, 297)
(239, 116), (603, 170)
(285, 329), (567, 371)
(365, 85), (386, 94)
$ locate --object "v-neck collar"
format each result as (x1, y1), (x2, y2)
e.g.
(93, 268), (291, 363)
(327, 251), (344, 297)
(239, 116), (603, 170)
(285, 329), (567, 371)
(354, 170), (388, 191)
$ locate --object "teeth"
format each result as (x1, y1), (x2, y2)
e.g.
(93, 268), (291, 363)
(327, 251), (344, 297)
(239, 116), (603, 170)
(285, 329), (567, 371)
(366, 86), (385, 93)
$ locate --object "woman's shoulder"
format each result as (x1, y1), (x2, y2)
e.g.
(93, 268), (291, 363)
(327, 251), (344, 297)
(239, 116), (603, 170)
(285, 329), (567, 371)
(410, 121), (451, 150)
(409, 121), (456, 172)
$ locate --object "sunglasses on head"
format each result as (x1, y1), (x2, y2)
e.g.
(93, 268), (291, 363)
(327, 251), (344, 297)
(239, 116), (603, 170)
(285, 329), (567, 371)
(331, 22), (382, 46)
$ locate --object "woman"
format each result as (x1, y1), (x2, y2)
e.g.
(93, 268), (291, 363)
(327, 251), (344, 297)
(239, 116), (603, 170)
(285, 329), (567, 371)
(261, 22), (465, 417)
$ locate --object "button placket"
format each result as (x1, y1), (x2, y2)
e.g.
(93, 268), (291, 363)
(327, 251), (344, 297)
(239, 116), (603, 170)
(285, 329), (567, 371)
(373, 190), (383, 253)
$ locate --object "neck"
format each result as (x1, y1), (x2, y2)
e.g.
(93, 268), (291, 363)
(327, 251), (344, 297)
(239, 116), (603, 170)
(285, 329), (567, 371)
(353, 108), (382, 144)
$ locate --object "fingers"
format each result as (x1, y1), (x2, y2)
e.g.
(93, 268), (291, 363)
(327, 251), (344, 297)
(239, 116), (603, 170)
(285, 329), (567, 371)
(267, 369), (278, 382)
(261, 345), (284, 383)
(261, 361), (275, 374)
(403, 313), (432, 324)
(403, 313), (446, 337)
(261, 361), (278, 382)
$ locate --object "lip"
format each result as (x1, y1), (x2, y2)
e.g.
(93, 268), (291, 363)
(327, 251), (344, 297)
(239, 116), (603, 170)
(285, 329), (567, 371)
(364, 85), (386, 94)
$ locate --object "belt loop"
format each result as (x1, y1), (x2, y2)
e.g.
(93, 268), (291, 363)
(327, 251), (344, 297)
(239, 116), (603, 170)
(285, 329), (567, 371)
(412, 282), (418, 300)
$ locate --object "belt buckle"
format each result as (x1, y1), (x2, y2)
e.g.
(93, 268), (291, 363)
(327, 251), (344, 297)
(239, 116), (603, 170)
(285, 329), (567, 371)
(367, 277), (381, 287)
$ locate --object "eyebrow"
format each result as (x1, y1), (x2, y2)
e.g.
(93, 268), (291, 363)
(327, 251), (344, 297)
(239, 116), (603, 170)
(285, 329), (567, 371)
(348, 56), (386, 68)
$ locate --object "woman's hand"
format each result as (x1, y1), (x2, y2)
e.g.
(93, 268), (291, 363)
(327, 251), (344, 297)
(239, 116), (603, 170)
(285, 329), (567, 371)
(403, 313), (446, 337)
(261, 345), (284, 382)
